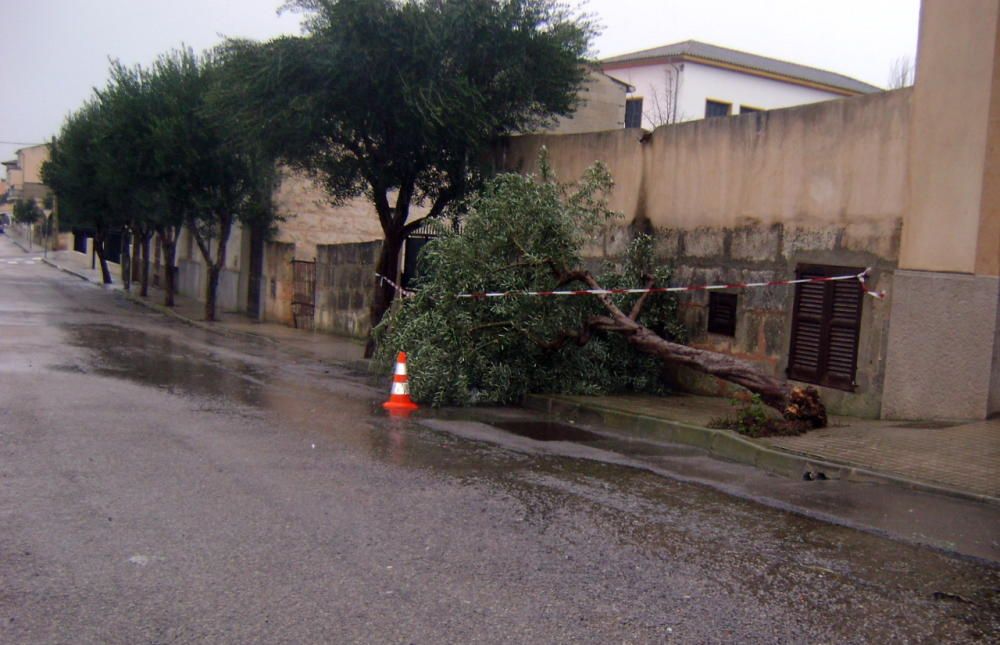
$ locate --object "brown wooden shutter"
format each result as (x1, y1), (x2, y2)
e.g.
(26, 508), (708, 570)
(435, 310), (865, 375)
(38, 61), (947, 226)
(787, 265), (864, 391)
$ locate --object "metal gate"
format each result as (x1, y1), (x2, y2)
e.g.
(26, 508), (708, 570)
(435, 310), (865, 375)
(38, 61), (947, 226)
(291, 259), (316, 330)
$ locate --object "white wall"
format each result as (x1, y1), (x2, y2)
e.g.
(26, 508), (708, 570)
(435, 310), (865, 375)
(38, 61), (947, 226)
(680, 62), (846, 118)
(610, 64), (687, 125)
(607, 61), (849, 126)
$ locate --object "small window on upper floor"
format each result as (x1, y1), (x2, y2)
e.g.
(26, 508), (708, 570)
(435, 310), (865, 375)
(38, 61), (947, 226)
(625, 97), (643, 128)
(705, 99), (732, 118)
(740, 105), (763, 114)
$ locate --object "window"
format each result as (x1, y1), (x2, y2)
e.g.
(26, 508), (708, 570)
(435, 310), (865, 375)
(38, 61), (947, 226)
(707, 292), (738, 336)
(740, 105), (763, 114)
(705, 99), (731, 118)
(625, 97), (643, 128)
(787, 265), (864, 391)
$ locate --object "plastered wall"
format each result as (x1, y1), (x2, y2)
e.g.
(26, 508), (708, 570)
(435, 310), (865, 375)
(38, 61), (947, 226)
(496, 89), (912, 416)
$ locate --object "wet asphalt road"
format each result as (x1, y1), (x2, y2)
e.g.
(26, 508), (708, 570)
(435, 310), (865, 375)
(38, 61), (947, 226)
(1, 236), (998, 644)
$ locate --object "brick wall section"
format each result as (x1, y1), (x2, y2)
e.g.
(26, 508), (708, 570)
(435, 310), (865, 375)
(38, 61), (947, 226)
(315, 241), (382, 338)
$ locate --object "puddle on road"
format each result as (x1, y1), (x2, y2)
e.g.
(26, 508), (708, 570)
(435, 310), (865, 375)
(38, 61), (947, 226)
(59, 323), (267, 405)
(492, 420), (603, 443)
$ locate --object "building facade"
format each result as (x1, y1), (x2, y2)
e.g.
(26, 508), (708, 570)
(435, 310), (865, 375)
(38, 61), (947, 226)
(600, 40), (881, 127)
(495, 1), (999, 421)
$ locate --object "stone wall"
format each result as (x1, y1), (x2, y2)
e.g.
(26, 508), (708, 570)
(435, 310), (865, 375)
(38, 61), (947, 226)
(271, 168), (387, 261)
(315, 241), (382, 339)
(661, 224), (896, 417)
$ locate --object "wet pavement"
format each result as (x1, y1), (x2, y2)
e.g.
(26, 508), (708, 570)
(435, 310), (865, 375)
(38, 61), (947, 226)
(1, 235), (999, 643)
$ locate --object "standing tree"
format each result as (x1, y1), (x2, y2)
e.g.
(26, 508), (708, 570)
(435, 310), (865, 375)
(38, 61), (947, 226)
(217, 0), (595, 352)
(147, 48), (278, 320)
(42, 101), (124, 285)
(93, 61), (161, 293)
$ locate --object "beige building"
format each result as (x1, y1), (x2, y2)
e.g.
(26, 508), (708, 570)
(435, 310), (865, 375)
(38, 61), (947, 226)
(545, 69), (633, 134)
(2, 144), (51, 228)
(494, 0), (999, 420)
(880, 0), (1000, 420)
(2, 143), (51, 203)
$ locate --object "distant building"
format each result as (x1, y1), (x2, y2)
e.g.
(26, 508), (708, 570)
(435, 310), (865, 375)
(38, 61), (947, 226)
(544, 69), (634, 134)
(2, 143), (51, 204)
(600, 40), (881, 127)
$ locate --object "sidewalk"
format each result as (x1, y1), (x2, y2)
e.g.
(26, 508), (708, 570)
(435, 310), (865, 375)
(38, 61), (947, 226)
(526, 393), (999, 505)
(19, 231), (999, 505)
(29, 239), (366, 367)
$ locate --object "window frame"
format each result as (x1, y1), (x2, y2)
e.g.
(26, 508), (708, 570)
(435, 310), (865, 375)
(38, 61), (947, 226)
(624, 97), (644, 128)
(704, 98), (732, 118)
(786, 264), (865, 392)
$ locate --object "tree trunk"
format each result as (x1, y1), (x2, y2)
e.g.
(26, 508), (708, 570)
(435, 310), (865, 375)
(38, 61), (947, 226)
(153, 235), (162, 288)
(157, 231), (177, 307)
(140, 234), (151, 298)
(121, 231), (131, 291)
(205, 264), (221, 322)
(365, 231), (403, 357)
(131, 234), (142, 283)
(623, 325), (826, 428)
(571, 270), (828, 428)
(94, 232), (112, 285)
(190, 213), (232, 323)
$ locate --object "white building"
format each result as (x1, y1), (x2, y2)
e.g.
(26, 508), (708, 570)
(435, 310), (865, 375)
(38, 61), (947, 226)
(600, 40), (881, 127)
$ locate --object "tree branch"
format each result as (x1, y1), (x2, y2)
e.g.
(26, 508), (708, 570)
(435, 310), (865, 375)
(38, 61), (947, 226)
(628, 274), (656, 321)
(187, 216), (213, 263)
(392, 176), (415, 230)
(520, 324), (593, 350)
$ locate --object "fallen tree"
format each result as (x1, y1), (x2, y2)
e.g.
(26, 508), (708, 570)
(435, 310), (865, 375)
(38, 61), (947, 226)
(375, 156), (826, 428)
(539, 268), (827, 428)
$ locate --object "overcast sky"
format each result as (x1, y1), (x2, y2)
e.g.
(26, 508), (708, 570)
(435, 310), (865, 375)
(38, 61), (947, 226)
(0, 0), (920, 172)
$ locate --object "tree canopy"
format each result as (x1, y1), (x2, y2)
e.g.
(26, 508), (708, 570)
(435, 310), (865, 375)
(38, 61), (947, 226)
(218, 0), (597, 344)
(12, 199), (44, 226)
(374, 158), (686, 405)
(42, 48), (279, 314)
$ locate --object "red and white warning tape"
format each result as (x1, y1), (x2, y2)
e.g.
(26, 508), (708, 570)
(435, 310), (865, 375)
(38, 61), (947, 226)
(378, 268), (886, 301)
(377, 273), (416, 297)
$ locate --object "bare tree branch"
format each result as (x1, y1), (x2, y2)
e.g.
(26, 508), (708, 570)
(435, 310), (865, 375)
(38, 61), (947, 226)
(888, 55), (914, 89)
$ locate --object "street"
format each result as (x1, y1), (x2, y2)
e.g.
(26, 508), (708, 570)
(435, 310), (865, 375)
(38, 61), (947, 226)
(1, 235), (998, 644)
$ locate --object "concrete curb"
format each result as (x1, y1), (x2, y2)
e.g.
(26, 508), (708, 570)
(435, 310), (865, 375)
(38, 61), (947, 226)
(41, 257), (96, 283)
(525, 393), (1000, 507)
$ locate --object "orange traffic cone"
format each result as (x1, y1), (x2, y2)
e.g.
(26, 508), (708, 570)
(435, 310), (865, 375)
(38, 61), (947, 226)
(383, 351), (419, 413)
